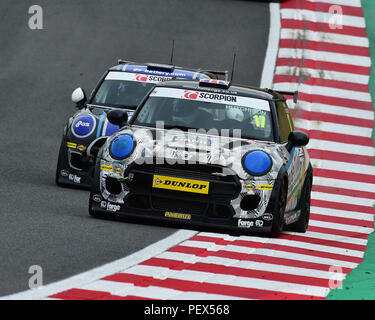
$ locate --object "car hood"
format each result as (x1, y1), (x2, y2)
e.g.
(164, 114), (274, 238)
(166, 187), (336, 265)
(102, 126), (289, 180)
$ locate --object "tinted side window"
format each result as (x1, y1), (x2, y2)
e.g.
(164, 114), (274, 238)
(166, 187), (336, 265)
(276, 101), (294, 142)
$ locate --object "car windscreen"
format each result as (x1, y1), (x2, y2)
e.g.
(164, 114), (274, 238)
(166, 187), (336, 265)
(91, 72), (155, 109)
(132, 87), (274, 141)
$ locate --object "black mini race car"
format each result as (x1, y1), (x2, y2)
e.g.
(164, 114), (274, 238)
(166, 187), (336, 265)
(55, 60), (227, 188)
(89, 79), (313, 236)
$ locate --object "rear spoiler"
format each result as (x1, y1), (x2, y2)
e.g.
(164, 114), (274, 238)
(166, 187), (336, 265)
(200, 69), (229, 81)
(118, 59), (135, 65)
(275, 90), (298, 103)
(118, 59), (228, 80)
(118, 59), (175, 72)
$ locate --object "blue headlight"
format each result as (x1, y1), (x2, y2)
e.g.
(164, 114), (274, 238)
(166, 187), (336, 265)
(242, 150), (272, 176)
(109, 134), (135, 160)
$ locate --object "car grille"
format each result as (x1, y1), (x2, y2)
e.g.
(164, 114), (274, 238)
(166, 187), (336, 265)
(133, 163), (237, 182)
(151, 196), (205, 215)
(125, 163), (241, 214)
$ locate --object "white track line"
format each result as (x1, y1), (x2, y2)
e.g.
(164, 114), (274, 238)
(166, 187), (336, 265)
(273, 82), (372, 102)
(275, 65), (369, 84)
(277, 48), (371, 67)
(281, 9), (365, 28)
(280, 100), (374, 120)
(294, 119), (373, 137)
(281, 29), (369, 47)
(155, 251), (346, 280)
(260, 3), (280, 88)
(310, 206), (373, 222)
(310, 159), (375, 176)
(125, 265), (330, 297)
(312, 191), (375, 207)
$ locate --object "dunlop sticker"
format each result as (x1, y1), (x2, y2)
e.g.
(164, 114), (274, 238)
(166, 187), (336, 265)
(152, 175), (209, 194)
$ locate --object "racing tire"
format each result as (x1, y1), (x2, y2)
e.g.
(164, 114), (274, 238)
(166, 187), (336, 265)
(88, 148), (115, 220)
(287, 174), (312, 233)
(55, 138), (66, 186)
(270, 178), (287, 237)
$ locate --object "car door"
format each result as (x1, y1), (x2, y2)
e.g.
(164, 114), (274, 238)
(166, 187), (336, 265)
(276, 101), (304, 212)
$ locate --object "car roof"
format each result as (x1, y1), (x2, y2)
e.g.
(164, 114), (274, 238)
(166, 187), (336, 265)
(154, 79), (285, 101)
(108, 61), (224, 80)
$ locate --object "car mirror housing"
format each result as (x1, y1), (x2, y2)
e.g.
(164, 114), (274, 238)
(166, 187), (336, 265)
(287, 131), (309, 151)
(71, 87), (87, 108)
(107, 109), (129, 128)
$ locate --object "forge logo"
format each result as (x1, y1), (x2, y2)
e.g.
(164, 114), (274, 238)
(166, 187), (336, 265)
(183, 90), (199, 100)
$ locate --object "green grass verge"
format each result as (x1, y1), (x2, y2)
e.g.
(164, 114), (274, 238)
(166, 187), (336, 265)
(326, 0), (375, 300)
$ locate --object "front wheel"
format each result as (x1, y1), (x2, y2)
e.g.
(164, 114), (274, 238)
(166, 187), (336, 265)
(55, 138), (66, 186)
(88, 148), (114, 220)
(270, 178), (287, 237)
(287, 175), (312, 233)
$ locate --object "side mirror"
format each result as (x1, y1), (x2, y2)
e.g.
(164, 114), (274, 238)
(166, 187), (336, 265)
(72, 87), (87, 108)
(107, 109), (129, 128)
(286, 131), (309, 151)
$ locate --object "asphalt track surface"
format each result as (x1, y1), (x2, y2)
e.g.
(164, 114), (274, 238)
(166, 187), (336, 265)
(0, 0), (269, 295)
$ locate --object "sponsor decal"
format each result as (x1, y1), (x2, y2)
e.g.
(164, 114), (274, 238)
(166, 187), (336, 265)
(255, 220), (264, 227)
(135, 74), (173, 83)
(68, 174), (81, 184)
(183, 90), (199, 100)
(152, 175), (209, 194)
(100, 201), (120, 212)
(72, 115), (96, 138)
(135, 74), (148, 82)
(77, 144), (86, 152)
(151, 87), (271, 111)
(123, 65), (197, 79)
(67, 142), (86, 152)
(76, 121), (89, 127)
(198, 92), (237, 103)
(106, 203), (121, 212)
(114, 166), (123, 175)
(244, 183), (255, 190)
(262, 213), (273, 221)
(66, 142), (77, 149)
(60, 170), (69, 177)
(182, 91), (236, 102)
(170, 135), (213, 147)
(257, 184), (273, 190)
(238, 219), (264, 228)
(238, 219), (254, 228)
(92, 194), (102, 203)
(101, 164), (113, 171)
(148, 75), (172, 82)
(164, 211), (191, 220)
